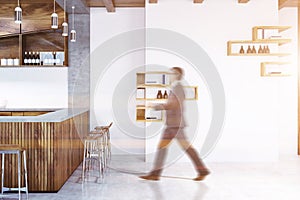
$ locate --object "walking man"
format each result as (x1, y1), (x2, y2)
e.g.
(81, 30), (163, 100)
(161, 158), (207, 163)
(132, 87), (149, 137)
(139, 67), (210, 181)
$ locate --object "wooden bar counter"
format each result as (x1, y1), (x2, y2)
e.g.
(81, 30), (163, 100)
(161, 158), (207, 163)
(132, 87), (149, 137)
(0, 108), (89, 192)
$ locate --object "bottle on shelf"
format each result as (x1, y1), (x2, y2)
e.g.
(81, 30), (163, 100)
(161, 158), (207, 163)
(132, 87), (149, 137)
(157, 90), (162, 99)
(36, 52), (40, 65)
(53, 51), (56, 66)
(258, 45), (263, 54)
(32, 52), (36, 65)
(239, 46), (244, 54)
(24, 52), (28, 65)
(262, 46), (266, 53)
(28, 52), (32, 65)
(266, 45), (270, 54)
(246, 45), (252, 54)
(163, 90), (168, 99)
(251, 46), (256, 54)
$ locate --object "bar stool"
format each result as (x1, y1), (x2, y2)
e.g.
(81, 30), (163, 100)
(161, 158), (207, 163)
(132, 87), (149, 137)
(94, 122), (112, 162)
(0, 144), (28, 200)
(82, 135), (105, 182)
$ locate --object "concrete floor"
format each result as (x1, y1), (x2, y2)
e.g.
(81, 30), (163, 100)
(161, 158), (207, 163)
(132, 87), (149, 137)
(2, 155), (300, 200)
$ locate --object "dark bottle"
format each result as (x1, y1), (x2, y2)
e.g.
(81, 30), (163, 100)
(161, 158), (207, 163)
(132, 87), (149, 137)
(36, 52), (40, 65)
(251, 46), (256, 54)
(163, 90), (168, 99)
(157, 90), (162, 99)
(246, 45), (252, 54)
(53, 51), (56, 66)
(32, 52), (36, 65)
(239, 46), (245, 54)
(258, 45), (263, 54)
(28, 52), (32, 65)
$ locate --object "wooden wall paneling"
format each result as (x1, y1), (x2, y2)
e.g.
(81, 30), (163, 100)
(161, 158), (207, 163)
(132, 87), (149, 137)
(0, 36), (20, 58)
(23, 32), (65, 52)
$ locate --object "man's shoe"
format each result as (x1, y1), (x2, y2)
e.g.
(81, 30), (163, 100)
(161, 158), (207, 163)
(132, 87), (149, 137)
(139, 174), (160, 181)
(193, 170), (210, 181)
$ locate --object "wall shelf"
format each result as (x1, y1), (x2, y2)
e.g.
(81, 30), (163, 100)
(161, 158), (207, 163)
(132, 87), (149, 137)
(227, 26), (291, 56)
(260, 62), (291, 77)
(252, 26), (292, 40)
(227, 25), (292, 77)
(136, 72), (198, 122)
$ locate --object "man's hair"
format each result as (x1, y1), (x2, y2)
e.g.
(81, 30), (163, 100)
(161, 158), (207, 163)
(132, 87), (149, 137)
(172, 67), (184, 80)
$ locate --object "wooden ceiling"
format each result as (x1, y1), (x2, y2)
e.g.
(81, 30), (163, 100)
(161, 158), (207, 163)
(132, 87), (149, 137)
(0, 1), (65, 36)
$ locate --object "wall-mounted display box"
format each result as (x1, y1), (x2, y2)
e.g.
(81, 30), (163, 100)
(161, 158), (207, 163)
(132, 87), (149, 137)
(136, 72), (198, 122)
(260, 62), (291, 77)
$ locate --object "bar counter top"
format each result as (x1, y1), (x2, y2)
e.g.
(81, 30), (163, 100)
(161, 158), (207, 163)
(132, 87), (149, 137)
(0, 108), (88, 122)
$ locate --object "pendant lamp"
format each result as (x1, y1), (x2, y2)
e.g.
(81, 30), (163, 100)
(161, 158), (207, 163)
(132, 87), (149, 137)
(14, 0), (22, 24)
(51, 0), (58, 29)
(70, 6), (76, 42)
(62, 0), (68, 36)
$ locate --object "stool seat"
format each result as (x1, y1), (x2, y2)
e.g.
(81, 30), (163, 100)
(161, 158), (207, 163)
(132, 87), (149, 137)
(0, 144), (25, 152)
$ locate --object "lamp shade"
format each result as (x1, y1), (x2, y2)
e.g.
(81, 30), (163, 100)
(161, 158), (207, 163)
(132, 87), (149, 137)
(70, 29), (76, 42)
(62, 22), (68, 36)
(14, 6), (22, 24)
(51, 13), (58, 29)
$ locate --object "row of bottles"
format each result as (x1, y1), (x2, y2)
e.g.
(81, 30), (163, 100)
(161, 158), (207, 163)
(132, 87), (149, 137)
(239, 45), (270, 54)
(23, 51), (64, 66)
(157, 90), (168, 99)
(23, 52), (40, 65)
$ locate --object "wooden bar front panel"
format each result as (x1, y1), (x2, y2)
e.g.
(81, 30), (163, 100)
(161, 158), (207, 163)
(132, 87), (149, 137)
(0, 111), (89, 192)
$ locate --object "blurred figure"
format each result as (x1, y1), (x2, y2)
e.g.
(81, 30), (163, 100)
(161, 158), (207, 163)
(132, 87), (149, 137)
(140, 67), (210, 181)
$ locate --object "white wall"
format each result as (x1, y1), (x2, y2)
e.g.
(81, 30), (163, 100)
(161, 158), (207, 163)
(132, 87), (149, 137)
(0, 68), (68, 108)
(145, 0), (297, 162)
(90, 0), (298, 162)
(90, 8), (146, 155)
(278, 8), (298, 158)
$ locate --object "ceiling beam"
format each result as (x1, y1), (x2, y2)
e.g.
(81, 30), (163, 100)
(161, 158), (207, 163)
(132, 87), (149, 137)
(149, 0), (158, 3)
(102, 0), (116, 12)
(238, 0), (250, 3)
(194, 0), (204, 3)
(279, 0), (299, 9)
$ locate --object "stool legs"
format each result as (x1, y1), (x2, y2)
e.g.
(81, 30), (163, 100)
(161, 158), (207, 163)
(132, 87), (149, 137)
(18, 152), (21, 200)
(1, 153), (4, 195)
(23, 151), (28, 199)
(1, 150), (28, 200)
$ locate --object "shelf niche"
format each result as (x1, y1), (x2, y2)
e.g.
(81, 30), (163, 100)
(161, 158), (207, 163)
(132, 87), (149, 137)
(136, 71), (198, 122)
(260, 62), (291, 77)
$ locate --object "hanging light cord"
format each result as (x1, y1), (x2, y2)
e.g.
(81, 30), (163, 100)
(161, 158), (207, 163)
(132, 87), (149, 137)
(18, 0), (20, 6)
(53, 0), (56, 13)
(64, 0), (66, 20)
(72, 6), (75, 29)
